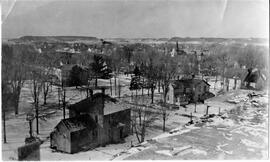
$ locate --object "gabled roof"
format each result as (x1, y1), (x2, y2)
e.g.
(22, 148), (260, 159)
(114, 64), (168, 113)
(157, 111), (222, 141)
(68, 93), (122, 114)
(59, 114), (97, 132)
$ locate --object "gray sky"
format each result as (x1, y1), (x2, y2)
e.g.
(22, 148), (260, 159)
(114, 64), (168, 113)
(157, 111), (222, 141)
(2, 0), (269, 38)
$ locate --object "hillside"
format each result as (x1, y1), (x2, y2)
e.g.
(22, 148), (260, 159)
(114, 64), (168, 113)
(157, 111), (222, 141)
(10, 36), (99, 43)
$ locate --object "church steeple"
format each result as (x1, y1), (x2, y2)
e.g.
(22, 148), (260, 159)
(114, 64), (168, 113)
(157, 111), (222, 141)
(176, 41), (180, 53)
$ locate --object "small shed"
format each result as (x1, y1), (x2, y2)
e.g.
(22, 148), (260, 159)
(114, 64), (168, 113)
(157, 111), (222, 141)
(50, 114), (98, 153)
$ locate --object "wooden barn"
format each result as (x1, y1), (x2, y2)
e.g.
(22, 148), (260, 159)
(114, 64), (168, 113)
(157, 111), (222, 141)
(50, 114), (98, 153)
(50, 89), (131, 153)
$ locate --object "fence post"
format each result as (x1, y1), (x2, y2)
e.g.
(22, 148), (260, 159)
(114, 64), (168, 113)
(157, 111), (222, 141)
(206, 105), (210, 115)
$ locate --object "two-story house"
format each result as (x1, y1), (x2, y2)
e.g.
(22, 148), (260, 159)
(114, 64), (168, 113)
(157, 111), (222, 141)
(167, 77), (214, 105)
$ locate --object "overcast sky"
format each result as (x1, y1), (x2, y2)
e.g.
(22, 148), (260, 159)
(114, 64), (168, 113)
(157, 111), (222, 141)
(2, 0), (269, 38)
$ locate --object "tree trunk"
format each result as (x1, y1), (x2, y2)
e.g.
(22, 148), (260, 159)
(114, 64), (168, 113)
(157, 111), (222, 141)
(35, 101), (39, 134)
(139, 109), (141, 126)
(43, 94), (47, 105)
(134, 124), (141, 143)
(114, 75), (117, 96)
(141, 123), (145, 142)
(63, 89), (66, 119)
(234, 78), (237, 90)
(162, 111), (166, 132)
(3, 110), (7, 143)
(214, 75), (218, 90)
(43, 82), (49, 105)
(14, 85), (22, 115)
(14, 89), (21, 115)
(163, 91), (167, 104)
(14, 95), (19, 115)
(95, 76), (98, 88)
(118, 78), (121, 98)
(158, 81), (160, 93)
(226, 78), (229, 91)
(58, 87), (61, 108)
(151, 87), (154, 104)
(142, 77), (144, 96)
(110, 78), (112, 96)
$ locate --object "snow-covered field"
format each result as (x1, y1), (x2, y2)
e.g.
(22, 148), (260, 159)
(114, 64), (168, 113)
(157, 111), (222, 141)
(116, 90), (269, 160)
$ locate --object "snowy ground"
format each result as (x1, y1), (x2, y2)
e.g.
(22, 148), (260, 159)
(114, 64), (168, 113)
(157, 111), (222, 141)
(2, 75), (264, 160)
(115, 90), (269, 160)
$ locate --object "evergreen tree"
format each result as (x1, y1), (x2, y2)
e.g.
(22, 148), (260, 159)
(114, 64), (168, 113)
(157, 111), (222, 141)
(90, 55), (112, 87)
(70, 65), (83, 88)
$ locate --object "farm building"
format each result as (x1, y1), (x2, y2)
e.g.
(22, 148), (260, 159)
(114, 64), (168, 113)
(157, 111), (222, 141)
(50, 114), (98, 153)
(50, 89), (131, 153)
(167, 77), (214, 105)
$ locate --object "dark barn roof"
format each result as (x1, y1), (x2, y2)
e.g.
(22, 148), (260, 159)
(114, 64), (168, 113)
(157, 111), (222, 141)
(68, 93), (118, 113)
(59, 114), (97, 132)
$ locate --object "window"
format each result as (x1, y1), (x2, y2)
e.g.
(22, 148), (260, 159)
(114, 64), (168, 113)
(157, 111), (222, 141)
(204, 86), (207, 92)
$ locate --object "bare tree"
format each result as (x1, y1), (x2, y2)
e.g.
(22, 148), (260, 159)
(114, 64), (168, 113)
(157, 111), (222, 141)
(2, 81), (13, 143)
(2, 44), (32, 115)
(30, 68), (44, 135)
(132, 105), (158, 143)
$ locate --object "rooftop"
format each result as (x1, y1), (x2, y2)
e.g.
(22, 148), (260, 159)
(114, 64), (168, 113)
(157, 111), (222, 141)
(68, 93), (129, 115)
(60, 114), (97, 132)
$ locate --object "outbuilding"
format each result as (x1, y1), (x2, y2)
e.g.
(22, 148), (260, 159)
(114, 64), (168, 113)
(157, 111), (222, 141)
(50, 114), (98, 153)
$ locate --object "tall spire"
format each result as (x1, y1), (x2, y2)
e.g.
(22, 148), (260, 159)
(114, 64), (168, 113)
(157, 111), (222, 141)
(176, 41), (179, 52)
